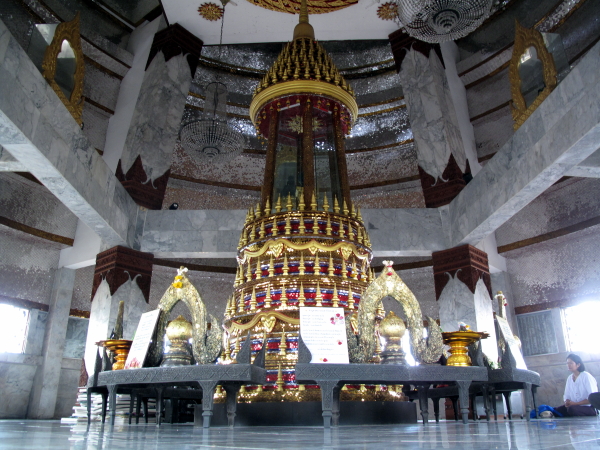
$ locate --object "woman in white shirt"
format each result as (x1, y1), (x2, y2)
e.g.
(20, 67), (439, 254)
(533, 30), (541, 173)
(554, 354), (598, 417)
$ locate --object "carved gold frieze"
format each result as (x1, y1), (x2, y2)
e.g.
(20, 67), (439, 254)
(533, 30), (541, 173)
(41, 12), (85, 125)
(509, 21), (557, 131)
(226, 310), (300, 333)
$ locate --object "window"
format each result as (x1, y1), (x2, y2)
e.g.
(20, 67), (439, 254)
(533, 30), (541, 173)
(0, 304), (29, 353)
(563, 301), (600, 353)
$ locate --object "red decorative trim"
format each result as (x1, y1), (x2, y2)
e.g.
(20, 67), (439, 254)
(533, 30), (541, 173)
(418, 153), (469, 208)
(388, 30), (443, 73)
(432, 244), (491, 300)
(146, 24), (204, 78)
(116, 155), (170, 210)
(91, 246), (154, 303)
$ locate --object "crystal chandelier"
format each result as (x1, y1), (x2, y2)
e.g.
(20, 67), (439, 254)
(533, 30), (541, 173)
(180, 82), (245, 162)
(394, 0), (494, 43)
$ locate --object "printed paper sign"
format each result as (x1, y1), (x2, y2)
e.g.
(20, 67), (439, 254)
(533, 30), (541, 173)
(124, 309), (161, 369)
(496, 316), (527, 370)
(300, 307), (349, 364)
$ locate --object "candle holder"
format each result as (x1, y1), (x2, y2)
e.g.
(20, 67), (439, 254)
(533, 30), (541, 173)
(98, 339), (133, 370)
(441, 331), (488, 367)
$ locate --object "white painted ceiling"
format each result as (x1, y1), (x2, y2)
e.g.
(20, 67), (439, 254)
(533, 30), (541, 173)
(162, 0), (400, 45)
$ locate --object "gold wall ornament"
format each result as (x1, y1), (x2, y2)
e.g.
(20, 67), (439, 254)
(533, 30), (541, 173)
(377, 2), (398, 20)
(147, 267), (221, 366)
(41, 12), (85, 125)
(198, 2), (224, 21)
(347, 261), (443, 364)
(509, 21), (557, 130)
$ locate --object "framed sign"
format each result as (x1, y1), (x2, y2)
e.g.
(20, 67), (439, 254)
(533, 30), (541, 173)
(300, 307), (349, 364)
(496, 316), (527, 369)
(124, 309), (161, 369)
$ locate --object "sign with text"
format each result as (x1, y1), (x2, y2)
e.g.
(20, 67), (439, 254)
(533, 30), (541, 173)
(124, 309), (161, 369)
(299, 307), (349, 364)
(496, 316), (527, 369)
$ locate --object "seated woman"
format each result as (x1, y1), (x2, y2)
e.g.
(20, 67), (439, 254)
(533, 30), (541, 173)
(554, 354), (598, 417)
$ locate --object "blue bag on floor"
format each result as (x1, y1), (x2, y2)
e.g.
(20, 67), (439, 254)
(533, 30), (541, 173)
(530, 404), (563, 418)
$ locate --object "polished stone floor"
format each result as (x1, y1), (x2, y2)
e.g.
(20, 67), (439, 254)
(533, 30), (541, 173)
(0, 418), (599, 450)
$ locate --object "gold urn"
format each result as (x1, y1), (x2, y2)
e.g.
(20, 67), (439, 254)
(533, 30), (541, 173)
(378, 311), (407, 365)
(99, 339), (133, 370)
(161, 315), (194, 366)
(441, 331), (489, 367)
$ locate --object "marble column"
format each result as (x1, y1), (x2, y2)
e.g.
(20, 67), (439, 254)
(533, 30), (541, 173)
(116, 23), (203, 210)
(84, 246), (154, 375)
(27, 268), (75, 419)
(432, 244), (498, 363)
(390, 32), (470, 208)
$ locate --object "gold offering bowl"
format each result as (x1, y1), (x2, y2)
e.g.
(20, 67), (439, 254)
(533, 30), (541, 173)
(98, 339), (133, 370)
(441, 331), (489, 367)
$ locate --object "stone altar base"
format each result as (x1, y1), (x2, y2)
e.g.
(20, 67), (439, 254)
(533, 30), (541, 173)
(197, 401), (417, 427)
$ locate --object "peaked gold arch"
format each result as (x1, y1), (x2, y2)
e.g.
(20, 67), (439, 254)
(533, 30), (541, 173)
(348, 262), (443, 364)
(147, 268), (221, 366)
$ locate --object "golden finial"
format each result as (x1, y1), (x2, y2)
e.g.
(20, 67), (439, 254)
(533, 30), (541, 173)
(343, 199), (349, 215)
(299, 253), (305, 275)
(280, 284), (288, 309)
(241, 228), (248, 246)
(235, 266), (241, 286)
(347, 284), (354, 309)
(234, 336), (241, 357)
(328, 255), (335, 276)
(249, 224), (256, 241)
(351, 204), (357, 218)
(310, 192), (317, 210)
(323, 195), (330, 212)
(351, 259), (358, 279)
(248, 206), (255, 222)
(283, 253), (289, 276)
(268, 255), (275, 277)
(286, 193), (293, 211)
(298, 187), (305, 211)
(238, 290), (245, 313)
(314, 253), (320, 275)
(256, 258), (262, 279)
(272, 217), (278, 236)
(342, 260), (348, 279)
(357, 207), (363, 222)
(279, 332), (287, 356)
(357, 227), (363, 245)
(332, 285), (339, 307)
(276, 363), (284, 392)
(264, 197), (271, 215)
(333, 196), (340, 214)
(285, 215), (292, 235)
(259, 220), (266, 238)
(348, 223), (355, 241)
(326, 215), (332, 236)
(316, 282), (322, 306)
(275, 195), (282, 213)
(299, 282), (306, 307)
(265, 285), (272, 308)
(255, 202), (262, 218)
(237, 232), (244, 250)
(299, 215), (306, 234)
(250, 287), (257, 311)
(245, 261), (253, 282)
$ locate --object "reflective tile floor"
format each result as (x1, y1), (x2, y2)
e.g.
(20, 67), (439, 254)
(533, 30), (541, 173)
(0, 419), (599, 450)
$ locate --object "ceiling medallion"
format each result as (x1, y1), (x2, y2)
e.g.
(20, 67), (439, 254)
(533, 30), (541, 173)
(247, 0), (357, 15)
(198, 2), (224, 21)
(392, 0), (494, 43)
(377, 2), (398, 20)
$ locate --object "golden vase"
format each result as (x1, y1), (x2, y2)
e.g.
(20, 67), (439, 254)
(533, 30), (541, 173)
(441, 331), (488, 367)
(99, 339), (133, 370)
